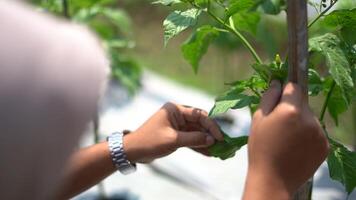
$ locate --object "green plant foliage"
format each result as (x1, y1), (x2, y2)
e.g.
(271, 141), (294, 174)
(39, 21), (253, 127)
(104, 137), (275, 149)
(163, 8), (202, 46)
(209, 133), (248, 160)
(328, 84), (349, 125)
(324, 9), (356, 28)
(232, 12), (261, 35)
(209, 79), (260, 116)
(210, 92), (259, 116)
(309, 34), (353, 98)
(181, 25), (219, 73)
(323, 9), (356, 44)
(252, 57), (288, 83)
(225, 0), (256, 19)
(327, 138), (356, 194)
(308, 69), (323, 96)
(33, 0), (142, 94)
(73, 6), (132, 34)
(155, 0), (356, 194)
(259, 0), (286, 15)
(153, 0), (182, 6)
(309, 33), (354, 123)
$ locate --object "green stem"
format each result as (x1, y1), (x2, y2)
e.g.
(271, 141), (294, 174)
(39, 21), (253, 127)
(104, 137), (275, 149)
(214, 27), (230, 33)
(203, 1), (262, 64)
(308, 1), (336, 28)
(249, 85), (262, 98)
(319, 81), (336, 121)
(211, 12), (262, 63)
(62, 0), (69, 18)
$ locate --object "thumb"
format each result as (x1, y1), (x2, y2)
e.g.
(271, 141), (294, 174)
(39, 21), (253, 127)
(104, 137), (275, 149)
(254, 80), (282, 122)
(175, 131), (215, 148)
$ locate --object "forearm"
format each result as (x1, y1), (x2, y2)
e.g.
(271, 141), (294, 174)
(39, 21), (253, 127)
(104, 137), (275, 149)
(243, 170), (292, 200)
(55, 142), (116, 199)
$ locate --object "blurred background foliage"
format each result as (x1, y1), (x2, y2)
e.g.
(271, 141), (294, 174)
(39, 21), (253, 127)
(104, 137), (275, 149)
(30, 0), (356, 147)
(31, 0), (142, 94)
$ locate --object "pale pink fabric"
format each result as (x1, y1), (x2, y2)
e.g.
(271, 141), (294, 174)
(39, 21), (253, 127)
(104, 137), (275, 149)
(0, 1), (110, 199)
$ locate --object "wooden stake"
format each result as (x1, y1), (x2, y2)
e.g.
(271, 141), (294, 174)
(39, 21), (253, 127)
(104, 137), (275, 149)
(287, 0), (309, 102)
(287, 0), (312, 199)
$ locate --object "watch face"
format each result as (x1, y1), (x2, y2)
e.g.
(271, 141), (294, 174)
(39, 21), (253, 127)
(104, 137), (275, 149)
(120, 163), (137, 175)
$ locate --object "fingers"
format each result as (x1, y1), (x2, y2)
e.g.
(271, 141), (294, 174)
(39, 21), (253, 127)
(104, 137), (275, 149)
(175, 104), (224, 141)
(191, 148), (210, 156)
(175, 131), (215, 148)
(199, 114), (224, 141)
(279, 82), (303, 108)
(253, 80), (282, 122)
(176, 104), (203, 122)
(164, 103), (186, 128)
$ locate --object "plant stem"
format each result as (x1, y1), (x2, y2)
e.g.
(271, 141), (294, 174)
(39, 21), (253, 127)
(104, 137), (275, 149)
(211, 12), (262, 64)
(308, 1), (336, 28)
(62, 0), (69, 18)
(214, 27), (230, 33)
(319, 81), (336, 121)
(203, 1), (262, 64)
(249, 85), (262, 98)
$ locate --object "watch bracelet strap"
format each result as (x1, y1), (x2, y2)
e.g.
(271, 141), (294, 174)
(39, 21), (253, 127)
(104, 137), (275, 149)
(107, 132), (136, 174)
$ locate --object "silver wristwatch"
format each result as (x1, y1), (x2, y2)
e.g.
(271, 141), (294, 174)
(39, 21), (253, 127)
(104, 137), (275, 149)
(107, 132), (137, 175)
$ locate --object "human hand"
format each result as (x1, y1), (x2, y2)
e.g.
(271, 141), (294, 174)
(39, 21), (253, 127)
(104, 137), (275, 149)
(123, 102), (224, 163)
(243, 81), (329, 199)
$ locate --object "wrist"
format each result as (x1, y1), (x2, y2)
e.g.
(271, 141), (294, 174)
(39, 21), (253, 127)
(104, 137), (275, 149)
(243, 168), (292, 200)
(122, 131), (151, 163)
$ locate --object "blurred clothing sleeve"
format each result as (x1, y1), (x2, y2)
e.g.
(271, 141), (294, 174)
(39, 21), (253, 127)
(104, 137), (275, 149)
(0, 1), (110, 199)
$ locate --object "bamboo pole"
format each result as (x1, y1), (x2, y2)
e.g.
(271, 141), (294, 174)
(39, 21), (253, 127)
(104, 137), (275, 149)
(287, 0), (312, 199)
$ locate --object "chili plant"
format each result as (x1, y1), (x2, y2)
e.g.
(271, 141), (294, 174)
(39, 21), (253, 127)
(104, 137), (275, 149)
(154, 0), (356, 195)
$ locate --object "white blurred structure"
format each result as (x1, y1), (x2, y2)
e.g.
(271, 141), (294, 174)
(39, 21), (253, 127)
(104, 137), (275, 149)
(75, 71), (356, 200)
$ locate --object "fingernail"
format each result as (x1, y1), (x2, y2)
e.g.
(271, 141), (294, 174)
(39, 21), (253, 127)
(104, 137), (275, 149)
(206, 135), (215, 146)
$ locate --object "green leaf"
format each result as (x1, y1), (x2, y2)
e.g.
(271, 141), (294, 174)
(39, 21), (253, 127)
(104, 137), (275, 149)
(259, 0), (286, 15)
(327, 137), (356, 194)
(111, 52), (142, 95)
(252, 63), (271, 82)
(194, 0), (209, 8)
(209, 86), (259, 116)
(209, 134), (248, 160)
(309, 33), (354, 103)
(163, 8), (202, 46)
(181, 25), (219, 73)
(308, 69), (323, 96)
(252, 59), (287, 84)
(74, 7), (131, 34)
(225, 0), (256, 19)
(100, 8), (131, 33)
(327, 84), (348, 125)
(232, 12), (261, 35)
(104, 39), (135, 49)
(71, 0), (104, 8)
(341, 26), (356, 45)
(152, 0), (182, 6)
(323, 9), (356, 44)
(324, 9), (356, 28)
